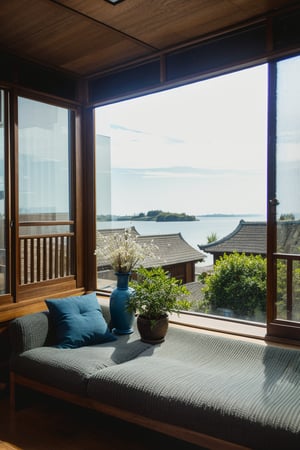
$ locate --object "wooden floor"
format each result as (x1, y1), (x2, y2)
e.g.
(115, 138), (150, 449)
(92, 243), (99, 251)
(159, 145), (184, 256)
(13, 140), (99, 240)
(0, 387), (205, 450)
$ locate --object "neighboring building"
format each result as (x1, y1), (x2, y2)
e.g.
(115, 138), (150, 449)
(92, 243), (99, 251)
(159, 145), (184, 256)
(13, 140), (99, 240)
(97, 227), (205, 287)
(198, 220), (267, 264)
(138, 232), (206, 283)
(198, 219), (300, 264)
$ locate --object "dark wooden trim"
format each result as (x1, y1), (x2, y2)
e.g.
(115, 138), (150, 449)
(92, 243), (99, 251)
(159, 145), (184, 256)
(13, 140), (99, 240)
(82, 107), (97, 291)
(14, 86), (81, 111)
(16, 277), (77, 302)
(267, 321), (300, 343)
(11, 90), (19, 303)
(72, 107), (84, 289)
(10, 372), (251, 450)
(0, 52), (79, 102)
(19, 221), (74, 226)
(0, 286), (85, 322)
(4, 89), (12, 298)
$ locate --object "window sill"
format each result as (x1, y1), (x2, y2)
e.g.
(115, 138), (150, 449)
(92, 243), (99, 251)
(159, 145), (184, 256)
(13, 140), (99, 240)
(169, 311), (266, 342)
(97, 293), (266, 342)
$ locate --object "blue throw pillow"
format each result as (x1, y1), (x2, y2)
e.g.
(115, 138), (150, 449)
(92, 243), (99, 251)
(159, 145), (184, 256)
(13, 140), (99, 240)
(45, 292), (116, 349)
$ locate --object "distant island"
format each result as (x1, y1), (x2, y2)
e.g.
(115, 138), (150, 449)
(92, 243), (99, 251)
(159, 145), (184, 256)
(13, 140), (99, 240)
(97, 210), (197, 222)
(198, 213), (263, 218)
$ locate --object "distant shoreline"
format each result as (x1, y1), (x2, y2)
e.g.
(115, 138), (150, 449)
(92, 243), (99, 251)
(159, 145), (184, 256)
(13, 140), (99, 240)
(97, 213), (263, 222)
(198, 213), (262, 218)
(97, 211), (198, 222)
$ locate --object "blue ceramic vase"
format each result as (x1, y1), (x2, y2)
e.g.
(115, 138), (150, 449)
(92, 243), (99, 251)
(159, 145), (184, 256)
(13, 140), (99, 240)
(109, 272), (135, 334)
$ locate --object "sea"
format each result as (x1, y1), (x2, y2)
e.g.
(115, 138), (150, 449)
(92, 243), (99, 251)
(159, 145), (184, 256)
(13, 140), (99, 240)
(97, 214), (265, 267)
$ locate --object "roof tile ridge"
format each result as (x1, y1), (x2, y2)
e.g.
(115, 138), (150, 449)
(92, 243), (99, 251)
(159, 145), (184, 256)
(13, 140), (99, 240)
(198, 219), (244, 249)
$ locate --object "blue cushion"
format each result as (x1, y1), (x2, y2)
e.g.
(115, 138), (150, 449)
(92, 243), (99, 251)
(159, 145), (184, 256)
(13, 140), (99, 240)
(45, 292), (116, 349)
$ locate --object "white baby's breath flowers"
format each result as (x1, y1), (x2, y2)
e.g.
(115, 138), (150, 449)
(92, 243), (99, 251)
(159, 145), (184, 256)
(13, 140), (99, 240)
(96, 228), (158, 273)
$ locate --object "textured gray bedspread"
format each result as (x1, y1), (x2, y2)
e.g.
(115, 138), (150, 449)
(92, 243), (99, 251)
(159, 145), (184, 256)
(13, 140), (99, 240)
(10, 310), (300, 449)
(87, 327), (300, 450)
(10, 311), (152, 394)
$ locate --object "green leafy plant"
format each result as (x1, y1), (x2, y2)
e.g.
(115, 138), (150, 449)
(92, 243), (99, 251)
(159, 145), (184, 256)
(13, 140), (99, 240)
(128, 266), (190, 320)
(202, 252), (266, 319)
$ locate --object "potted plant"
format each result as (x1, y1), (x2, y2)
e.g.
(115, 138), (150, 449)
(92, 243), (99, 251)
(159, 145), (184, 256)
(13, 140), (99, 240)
(128, 266), (191, 344)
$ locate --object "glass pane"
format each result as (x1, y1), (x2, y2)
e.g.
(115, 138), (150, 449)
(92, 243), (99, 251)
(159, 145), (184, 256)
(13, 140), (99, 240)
(275, 55), (300, 322)
(95, 65), (268, 324)
(0, 90), (6, 294)
(18, 97), (70, 223)
(18, 98), (73, 285)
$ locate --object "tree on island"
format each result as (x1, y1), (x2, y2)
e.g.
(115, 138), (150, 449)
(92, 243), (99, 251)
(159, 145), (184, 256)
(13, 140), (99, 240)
(279, 213), (295, 221)
(116, 210), (197, 222)
(147, 210), (196, 221)
(147, 210), (162, 218)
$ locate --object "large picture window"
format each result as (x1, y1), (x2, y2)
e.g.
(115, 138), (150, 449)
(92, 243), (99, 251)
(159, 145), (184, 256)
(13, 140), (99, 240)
(95, 64), (268, 324)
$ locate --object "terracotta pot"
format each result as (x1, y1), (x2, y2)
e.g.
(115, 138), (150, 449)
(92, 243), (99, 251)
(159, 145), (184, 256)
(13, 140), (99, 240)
(137, 314), (169, 344)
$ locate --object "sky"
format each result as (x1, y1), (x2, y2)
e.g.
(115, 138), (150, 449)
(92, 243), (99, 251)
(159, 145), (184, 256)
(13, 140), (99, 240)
(95, 64), (268, 217)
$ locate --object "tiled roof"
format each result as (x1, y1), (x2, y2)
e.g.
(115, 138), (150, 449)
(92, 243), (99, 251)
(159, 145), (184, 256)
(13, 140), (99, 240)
(198, 219), (300, 257)
(198, 220), (267, 255)
(96, 228), (205, 268)
(138, 233), (205, 267)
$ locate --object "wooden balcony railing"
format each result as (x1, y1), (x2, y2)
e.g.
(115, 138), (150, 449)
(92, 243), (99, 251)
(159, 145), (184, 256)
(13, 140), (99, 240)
(19, 232), (74, 285)
(274, 253), (300, 320)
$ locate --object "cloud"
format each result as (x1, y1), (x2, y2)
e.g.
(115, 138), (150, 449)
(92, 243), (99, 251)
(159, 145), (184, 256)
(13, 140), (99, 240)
(111, 123), (184, 145)
(112, 166), (263, 179)
(96, 64), (268, 216)
(111, 123), (145, 135)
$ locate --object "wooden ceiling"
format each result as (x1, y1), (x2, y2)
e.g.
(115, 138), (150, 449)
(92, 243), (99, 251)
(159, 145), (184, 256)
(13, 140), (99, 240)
(0, 0), (298, 78)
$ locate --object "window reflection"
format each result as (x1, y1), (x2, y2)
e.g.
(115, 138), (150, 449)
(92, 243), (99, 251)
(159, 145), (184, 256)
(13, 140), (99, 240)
(17, 97), (73, 285)
(276, 55), (300, 322)
(18, 97), (70, 221)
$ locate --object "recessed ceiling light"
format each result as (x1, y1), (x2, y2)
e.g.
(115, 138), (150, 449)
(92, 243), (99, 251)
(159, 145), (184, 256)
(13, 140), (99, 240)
(104, 0), (125, 4)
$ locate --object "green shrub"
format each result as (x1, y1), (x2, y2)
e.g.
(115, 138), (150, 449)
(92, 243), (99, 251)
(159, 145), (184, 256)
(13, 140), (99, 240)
(202, 252), (266, 319)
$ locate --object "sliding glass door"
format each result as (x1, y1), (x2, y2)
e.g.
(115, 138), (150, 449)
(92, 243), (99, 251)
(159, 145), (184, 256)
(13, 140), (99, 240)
(268, 54), (300, 339)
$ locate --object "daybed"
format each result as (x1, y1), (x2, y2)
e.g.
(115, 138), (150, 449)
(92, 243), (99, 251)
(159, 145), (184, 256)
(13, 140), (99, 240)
(9, 293), (300, 450)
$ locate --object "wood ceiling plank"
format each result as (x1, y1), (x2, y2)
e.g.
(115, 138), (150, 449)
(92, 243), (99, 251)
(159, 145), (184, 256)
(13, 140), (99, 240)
(58, 0), (296, 48)
(0, 0), (152, 75)
(62, 41), (153, 74)
(0, 0), (298, 76)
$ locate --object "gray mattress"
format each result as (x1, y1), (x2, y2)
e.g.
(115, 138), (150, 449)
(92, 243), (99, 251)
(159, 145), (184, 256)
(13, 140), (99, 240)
(87, 328), (300, 450)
